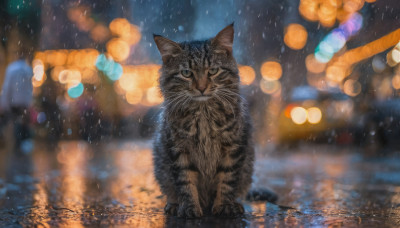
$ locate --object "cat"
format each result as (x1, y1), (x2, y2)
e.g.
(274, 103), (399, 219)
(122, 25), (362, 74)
(152, 24), (276, 218)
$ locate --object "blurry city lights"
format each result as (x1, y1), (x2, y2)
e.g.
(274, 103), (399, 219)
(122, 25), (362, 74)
(372, 56), (386, 73)
(329, 29), (400, 77)
(238, 65), (256, 85)
(392, 75), (400, 90)
(32, 74), (46, 87)
(109, 18), (141, 46)
(58, 69), (82, 86)
(126, 89), (143, 105)
(259, 78), (281, 94)
(315, 13), (363, 63)
(305, 54), (326, 73)
(90, 24), (111, 43)
(343, 0), (365, 14)
(106, 38), (130, 62)
(326, 65), (347, 83)
(299, 0), (319, 22)
(343, 79), (361, 96)
(284, 23), (308, 50)
(122, 65), (161, 89)
(119, 72), (136, 91)
(291, 107), (308, 125)
(67, 82), (84, 98)
(146, 87), (163, 105)
(387, 47), (400, 67)
(33, 61), (45, 81)
(95, 54), (123, 81)
(307, 107), (322, 124)
(109, 18), (131, 37)
(318, 2), (337, 27)
(260, 61), (282, 81)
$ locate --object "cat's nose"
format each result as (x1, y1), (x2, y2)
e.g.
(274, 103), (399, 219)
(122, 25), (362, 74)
(197, 86), (206, 94)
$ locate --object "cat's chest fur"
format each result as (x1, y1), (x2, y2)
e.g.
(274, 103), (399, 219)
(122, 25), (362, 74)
(169, 105), (239, 177)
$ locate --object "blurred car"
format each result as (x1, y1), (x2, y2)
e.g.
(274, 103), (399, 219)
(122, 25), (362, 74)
(277, 86), (354, 145)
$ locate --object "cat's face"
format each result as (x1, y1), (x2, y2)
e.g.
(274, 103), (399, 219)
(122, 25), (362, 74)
(154, 24), (239, 103)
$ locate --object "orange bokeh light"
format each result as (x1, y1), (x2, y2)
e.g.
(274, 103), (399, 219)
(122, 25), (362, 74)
(106, 38), (130, 62)
(284, 24), (308, 50)
(260, 61), (282, 81)
(392, 75), (400, 90)
(238, 65), (256, 85)
(306, 54), (326, 73)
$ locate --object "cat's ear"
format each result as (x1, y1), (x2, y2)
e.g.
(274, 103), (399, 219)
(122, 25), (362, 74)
(211, 23), (234, 54)
(153, 34), (182, 62)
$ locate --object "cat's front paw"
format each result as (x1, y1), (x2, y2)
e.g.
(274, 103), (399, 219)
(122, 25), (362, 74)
(212, 202), (244, 217)
(177, 203), (203, 218)
(164, 203), (178, 216)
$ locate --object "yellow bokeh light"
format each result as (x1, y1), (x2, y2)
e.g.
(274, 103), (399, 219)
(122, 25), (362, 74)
(126, 89), (143, 105)
(260, 61), (282, 81)
(387, 49), (400, 67)
(59, 69), (82, 86)
(326, 65), (347, 83)
(343, 79), (362, 96)
(284, 23), (308, 50)
(146, 87), (163, 105)
(307, 107), (322, 124)
(32, 74), (46, 87)
(119, 72), (137, 92)
(238, 65), (256, 85)
(33, 61), (45, 81)
(291, 107), (308, 125)
(392, 75), (400, 89)
(259, 78), (281, 94)
(107, 38), (130, 62)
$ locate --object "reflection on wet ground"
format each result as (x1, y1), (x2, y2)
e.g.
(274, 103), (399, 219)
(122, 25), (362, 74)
(0, 141), (399, 227)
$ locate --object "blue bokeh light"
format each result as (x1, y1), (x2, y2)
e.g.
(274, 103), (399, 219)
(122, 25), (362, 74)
(315, 13), (363, 63)
(68, 82), (84, 98)
(95, 53), (123, 81)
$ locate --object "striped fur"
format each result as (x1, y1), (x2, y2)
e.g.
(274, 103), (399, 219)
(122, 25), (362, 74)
(153, 24), (254, 217)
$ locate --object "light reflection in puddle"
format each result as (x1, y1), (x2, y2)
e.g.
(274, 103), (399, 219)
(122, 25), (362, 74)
(57, 142), (90, 227)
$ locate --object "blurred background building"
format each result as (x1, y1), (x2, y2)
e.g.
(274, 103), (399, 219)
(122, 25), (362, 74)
(0, 0), (400, 148)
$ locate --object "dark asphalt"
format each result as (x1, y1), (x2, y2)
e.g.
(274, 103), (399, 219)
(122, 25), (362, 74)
(0, 141), (399, 227)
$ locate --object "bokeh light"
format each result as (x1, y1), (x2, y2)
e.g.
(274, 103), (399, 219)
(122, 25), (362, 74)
(126, 89), (143, 105)
(67, 82), (84, 98)
(343, 79), (362, 96)
(95, 54), (123, 81)
(305, 54), (326, 74)
(372, 56), (386, 73)
(387, 48), (400, 67)
(146, 87), (163, 105)
(315, 13), (363, 63)
(59, 69), (82, 86)
(260, 61), (282, 81)
(291, 107), (308, 125)
(284, 23), (308, 50)
(106, 38), (130, 62)
(392, 75), (400, 90)
(259, 78), (281, 94)
(238, 65), (256, 85)
(307, 107), (322, 124)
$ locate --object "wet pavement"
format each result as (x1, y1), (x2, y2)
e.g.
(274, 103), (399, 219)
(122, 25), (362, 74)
(0, 140), (399, 227)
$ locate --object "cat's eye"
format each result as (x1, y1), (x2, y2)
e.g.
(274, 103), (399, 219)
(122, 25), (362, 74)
(181, 69), (192, 77)
(208, 67), (219, 75)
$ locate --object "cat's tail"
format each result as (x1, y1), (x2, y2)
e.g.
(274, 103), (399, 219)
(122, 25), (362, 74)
(246, 188), (278, 203)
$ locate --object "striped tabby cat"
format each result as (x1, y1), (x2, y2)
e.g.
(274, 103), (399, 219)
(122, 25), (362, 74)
(152, 24), (267, 218)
